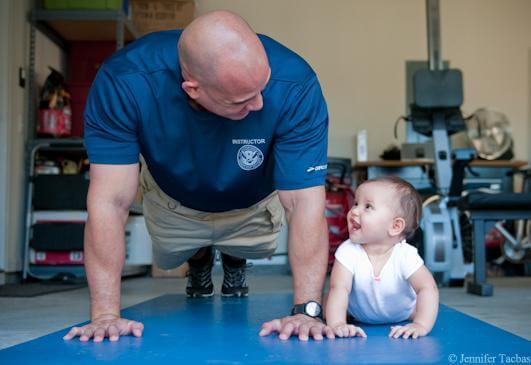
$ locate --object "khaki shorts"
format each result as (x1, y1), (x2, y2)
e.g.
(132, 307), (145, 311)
(140, 165), (285, 269)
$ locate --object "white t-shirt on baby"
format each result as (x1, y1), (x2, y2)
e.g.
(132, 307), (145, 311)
(334, 239), (424, 324)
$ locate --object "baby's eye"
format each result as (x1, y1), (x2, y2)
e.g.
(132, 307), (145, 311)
(365, 204), (373, 209)
(353, 201), (358, 207)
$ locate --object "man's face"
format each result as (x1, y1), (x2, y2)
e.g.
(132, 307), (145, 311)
(193, 67), (270, 120)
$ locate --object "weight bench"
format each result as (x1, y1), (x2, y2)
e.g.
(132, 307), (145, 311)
(459, 192), (531, 296)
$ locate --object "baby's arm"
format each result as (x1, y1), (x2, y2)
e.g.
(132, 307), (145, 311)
(389, 265), (439, 339)
(325, 260), (367, 338)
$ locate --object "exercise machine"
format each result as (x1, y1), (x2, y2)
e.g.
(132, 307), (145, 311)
(409, 0), (472, 285)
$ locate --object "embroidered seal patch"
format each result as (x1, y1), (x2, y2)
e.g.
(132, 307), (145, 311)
(237, 145), (264, 171)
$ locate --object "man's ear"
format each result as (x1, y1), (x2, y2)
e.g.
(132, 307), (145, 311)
(182, 80), (199, 99)
(389, 217), (406, 237)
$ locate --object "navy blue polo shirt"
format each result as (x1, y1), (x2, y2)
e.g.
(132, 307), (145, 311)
(84, 30), (328, 212)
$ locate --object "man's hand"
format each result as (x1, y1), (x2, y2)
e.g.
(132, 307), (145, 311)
(63, 314), (144, 342)
(388, 322), (428, 339)
(328, 323), (367, 338)
(259, 314), (332, 341)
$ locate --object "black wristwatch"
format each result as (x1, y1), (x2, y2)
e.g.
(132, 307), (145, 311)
(291, 301), (323, 320)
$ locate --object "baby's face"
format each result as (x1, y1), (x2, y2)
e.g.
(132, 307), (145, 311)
(347, 181), (401, 244)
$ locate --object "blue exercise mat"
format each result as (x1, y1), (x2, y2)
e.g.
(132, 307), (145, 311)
(1, 293), (529, 364)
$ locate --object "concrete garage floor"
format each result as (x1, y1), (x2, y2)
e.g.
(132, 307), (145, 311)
(0, 270), (530, 350)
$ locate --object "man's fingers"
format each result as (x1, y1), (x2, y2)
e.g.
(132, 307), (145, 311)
(279, 322), (295, 341)
(260, 317), (325, 341)
(108, 325), (120, 342)
(79, 328), (94, 342)
(62, 318), (144, 342)
(309, 325), (324, 341)
(93, 327), (106, 342)
(298, 324), (310, 341)
(131, 321), (144, 337)
(259, 319), (282, 336)
(63, 326), (82, 340)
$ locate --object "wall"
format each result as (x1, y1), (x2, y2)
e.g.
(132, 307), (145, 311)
(195, 0), (531, 162)
(529, 48), (531, 163)
(0, 0), (66, 274)
(0, 0), (31, 276)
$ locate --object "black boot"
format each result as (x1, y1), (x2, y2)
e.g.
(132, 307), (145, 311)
(221, 253), (249, 297)
(186, 247), (214, 298)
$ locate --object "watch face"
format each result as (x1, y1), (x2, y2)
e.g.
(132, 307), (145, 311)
(305, 301), (321, 317)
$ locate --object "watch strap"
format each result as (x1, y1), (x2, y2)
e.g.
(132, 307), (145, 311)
(291, 302), (323, 319)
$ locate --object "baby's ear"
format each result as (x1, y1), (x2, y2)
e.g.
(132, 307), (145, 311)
(389, 217), (406, 237)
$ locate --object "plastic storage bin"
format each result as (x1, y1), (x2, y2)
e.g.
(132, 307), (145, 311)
(43, 0), (127, 12)
(33, 174), (90, 210)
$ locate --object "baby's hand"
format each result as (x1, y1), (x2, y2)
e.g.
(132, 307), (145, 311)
(328, 324), (367, 338)
(389, 323), (428, 339)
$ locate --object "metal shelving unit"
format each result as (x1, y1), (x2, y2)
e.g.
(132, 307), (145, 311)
(23, 139), (87, 280)
(26, 6), (139, 141)
(30, 8), (139, 48)
(22, 5), (141, 280)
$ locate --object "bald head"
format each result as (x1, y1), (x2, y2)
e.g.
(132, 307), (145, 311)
(178, 10), (269, 92)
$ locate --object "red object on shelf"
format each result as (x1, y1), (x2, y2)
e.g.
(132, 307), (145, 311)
(30, 249), (84, 265)
(67, 41), (117, 137)
(37, 108), (72, 137)
(326, 177), (355, 272)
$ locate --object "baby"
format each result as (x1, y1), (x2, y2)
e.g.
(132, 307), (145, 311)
(325, 176), (439, 339)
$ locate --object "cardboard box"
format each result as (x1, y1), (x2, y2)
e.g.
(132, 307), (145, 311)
(152, 262), (189, 278)
(130, 0), (195, 36)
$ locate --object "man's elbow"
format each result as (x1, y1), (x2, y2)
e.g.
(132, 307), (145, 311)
(87, 191), (133, 222)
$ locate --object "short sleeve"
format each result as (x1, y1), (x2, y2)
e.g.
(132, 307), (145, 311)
(84, 66), (140, 164)
(334, 240), (358, 274)
(273, 75), (328, 190)
(400, 243), (424, 279)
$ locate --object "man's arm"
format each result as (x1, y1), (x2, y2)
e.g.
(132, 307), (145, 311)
(259, 185), (332, 341)
(279, 185), (328, 305)
(64, 163), (142, 342)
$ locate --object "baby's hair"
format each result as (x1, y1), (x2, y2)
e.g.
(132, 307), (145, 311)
(359, 176), (423, 238)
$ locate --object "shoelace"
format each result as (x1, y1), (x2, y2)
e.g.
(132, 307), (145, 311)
(222, 264), (247, 288)
(188, 266), (212, 287)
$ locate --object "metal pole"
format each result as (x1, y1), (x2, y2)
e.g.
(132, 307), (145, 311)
(116, 12), (125, 50)
(22, 23), (37, 280)
(426, 0), (443, 71)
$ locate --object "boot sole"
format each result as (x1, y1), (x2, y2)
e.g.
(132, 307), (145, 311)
(186, 292), (214, 298)
(221, 291), (249, 298)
